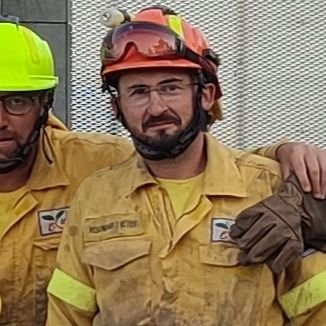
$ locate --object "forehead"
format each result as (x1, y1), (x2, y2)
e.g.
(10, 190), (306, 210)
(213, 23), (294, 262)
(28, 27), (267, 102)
(119, 69), (194, 87)
(0, 92), (13, 97)
(0, 91), (39, 97)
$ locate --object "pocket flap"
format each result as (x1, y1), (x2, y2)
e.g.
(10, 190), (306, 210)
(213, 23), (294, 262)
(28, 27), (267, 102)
(199, 244), (240, 267)
(82, 239), (151, 271)
(33, 236), (61, 250)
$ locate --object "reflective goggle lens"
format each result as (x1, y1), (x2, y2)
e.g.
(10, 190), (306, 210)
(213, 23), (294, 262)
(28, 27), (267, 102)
(102, 22), (180, 63)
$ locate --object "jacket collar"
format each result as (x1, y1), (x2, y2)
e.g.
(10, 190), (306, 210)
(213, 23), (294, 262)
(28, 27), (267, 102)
(201, 134), (247, 197)
(124, 133), (248, 198)
(28, 114), (70, 190)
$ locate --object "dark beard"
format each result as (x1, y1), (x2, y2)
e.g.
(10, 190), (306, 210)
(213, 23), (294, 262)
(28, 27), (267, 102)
(126, 110), (185, 153)
(131, 128), (185, 153)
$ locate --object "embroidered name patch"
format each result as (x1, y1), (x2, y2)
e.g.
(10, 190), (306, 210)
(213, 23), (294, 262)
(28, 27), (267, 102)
(38, 208), (68, 236)
(211, 217), (235, 243)
(84, 215), (144, 242)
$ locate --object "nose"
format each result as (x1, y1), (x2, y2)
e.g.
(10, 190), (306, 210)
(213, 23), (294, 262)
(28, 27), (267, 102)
(0, 102), (10, 129)
(146, 90), (168, 116)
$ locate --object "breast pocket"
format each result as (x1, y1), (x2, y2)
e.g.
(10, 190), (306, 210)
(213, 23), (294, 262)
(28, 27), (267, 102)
(33, 236), (61, 323)
(198, 244), (270, 326)
(198, 243), (241, 306)
(82, 238), (153, 325)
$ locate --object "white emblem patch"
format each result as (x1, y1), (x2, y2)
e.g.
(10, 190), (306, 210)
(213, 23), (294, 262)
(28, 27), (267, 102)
(211, 217), (235, 243)
(38, 208), (68, 236)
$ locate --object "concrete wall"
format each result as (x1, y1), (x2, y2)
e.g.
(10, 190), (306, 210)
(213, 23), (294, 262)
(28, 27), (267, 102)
(1, 0), (70, 123)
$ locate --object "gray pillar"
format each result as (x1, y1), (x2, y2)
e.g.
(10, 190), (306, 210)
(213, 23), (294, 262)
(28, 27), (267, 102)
(2, 0), (70, 124)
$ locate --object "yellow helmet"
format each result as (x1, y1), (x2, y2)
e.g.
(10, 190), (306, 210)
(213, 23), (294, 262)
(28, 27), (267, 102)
(0, 16), (58, 91)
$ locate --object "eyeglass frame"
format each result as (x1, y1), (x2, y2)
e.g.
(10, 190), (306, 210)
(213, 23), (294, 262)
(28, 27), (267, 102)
(117, 81), (199, 107)
(0, 93), (40, 116)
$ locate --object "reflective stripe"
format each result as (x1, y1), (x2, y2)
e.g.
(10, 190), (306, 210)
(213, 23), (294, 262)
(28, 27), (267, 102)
(47, 268), (97, 313)
(280, 270), (326, 318)
(168, 15), (184, 38)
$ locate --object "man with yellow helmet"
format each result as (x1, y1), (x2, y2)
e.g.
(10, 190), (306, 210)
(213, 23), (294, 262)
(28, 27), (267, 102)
(46, 6), (325, 325)
(0, 15), (134, 325)
(0, 15), (58, 173)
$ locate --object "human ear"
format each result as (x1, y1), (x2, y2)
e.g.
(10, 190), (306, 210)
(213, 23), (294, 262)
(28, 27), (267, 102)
(110, 97), (122, 121)
(201, 83), (216, 112)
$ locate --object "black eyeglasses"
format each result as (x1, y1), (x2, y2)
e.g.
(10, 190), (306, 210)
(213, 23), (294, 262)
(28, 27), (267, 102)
(119, 82), (198, 107)
(0, 94), (38, 116)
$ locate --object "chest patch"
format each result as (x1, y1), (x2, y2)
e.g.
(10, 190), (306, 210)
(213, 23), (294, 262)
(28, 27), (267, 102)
(211, 217), (236, 243)
(38, 208), (68, 236)
(84, 214), (144, 242)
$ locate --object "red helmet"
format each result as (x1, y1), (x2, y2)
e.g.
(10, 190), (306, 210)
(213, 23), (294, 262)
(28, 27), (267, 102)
(101, 7), (223, 121)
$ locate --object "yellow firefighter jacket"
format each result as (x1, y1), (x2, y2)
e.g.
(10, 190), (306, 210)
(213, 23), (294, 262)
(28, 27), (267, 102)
(0, 114), (134, 325)
(46, 133), (326, 325)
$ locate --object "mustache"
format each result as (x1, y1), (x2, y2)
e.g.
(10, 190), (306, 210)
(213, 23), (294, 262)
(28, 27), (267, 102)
(142, 113), (181, 131)
(0, 131), (16, 141)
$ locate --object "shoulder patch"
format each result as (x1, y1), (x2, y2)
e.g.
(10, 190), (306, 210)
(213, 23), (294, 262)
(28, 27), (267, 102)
(38, 208), (68, 236)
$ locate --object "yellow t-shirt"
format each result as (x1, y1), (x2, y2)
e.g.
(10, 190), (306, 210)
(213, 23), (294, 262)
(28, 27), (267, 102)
(156, 173), (204, 219)
(0, 187), (26, 237)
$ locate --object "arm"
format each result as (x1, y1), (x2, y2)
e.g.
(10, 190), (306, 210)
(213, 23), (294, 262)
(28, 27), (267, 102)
(278, 252), (326, 325)
(230, 174), (326, 273)
(252, 141), (326, 198)
(46, 188), (96, 326)
(249, 139), (287, 160)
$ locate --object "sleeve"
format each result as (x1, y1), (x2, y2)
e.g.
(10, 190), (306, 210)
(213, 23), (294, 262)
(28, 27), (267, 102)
(247, 138), (289, 160)
(277, 251), (326, 325)
(46, 184), (96, 326)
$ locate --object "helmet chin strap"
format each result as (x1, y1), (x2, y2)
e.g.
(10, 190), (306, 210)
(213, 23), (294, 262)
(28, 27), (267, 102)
(0, 109), (49, 174)
(117, 84), (209, 161)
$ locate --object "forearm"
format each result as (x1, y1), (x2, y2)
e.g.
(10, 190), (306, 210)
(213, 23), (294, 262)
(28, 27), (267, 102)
(248, 138), (288, 160)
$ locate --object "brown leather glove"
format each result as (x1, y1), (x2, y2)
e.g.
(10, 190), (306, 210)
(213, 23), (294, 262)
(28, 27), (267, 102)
(300, 184), (326, 251)
(230, 174), (326, 274)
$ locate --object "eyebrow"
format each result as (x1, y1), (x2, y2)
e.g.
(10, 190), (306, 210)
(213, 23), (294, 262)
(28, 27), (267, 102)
(0, 92), (40, 97)
(126, 77), (185, 90)
(158, 78), (184, 85)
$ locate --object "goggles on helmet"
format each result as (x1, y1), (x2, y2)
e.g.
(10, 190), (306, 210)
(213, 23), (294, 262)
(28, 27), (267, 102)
(101, 21), (219, 79)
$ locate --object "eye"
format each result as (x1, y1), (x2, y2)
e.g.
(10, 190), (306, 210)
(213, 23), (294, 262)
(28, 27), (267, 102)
(7, 96), (29, 106)
(130, 88), (148, 96)
(160, 83), (182, 93)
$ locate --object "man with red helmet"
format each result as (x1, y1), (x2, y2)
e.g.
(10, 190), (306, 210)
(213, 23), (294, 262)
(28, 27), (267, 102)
(46, 6), (325, 325)
(99, 6), (223, 160)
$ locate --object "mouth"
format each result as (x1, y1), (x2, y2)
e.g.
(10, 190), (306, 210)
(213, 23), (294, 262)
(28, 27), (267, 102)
(144, 120), (177, 131)
(0, 138), (14, 142)
(0, 138), (15, 150)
